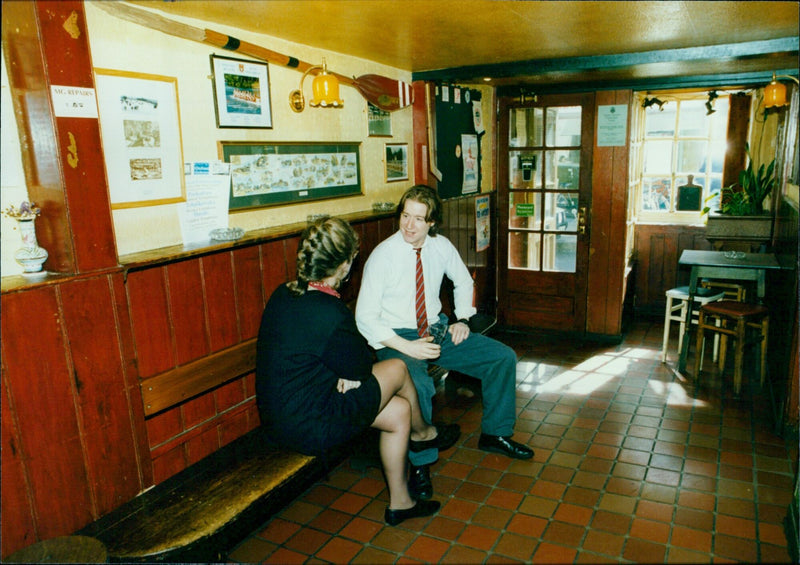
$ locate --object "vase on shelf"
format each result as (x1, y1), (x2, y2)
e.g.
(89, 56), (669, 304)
(14, 218), (48, 274)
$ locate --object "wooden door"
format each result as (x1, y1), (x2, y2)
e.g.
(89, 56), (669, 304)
(497, 92), (595, 330)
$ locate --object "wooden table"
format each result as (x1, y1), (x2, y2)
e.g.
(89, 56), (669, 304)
(676, 250), (781, 373)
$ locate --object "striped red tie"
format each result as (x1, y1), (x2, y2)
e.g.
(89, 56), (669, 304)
(415, 248), (428, 337)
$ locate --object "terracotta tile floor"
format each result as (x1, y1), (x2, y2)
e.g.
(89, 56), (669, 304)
(228, 319), (797, 563)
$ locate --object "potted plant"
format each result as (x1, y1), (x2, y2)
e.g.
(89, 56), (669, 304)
(703, 144), (776, 245)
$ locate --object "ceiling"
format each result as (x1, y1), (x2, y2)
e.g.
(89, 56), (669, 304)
(132, 1), (798, 91)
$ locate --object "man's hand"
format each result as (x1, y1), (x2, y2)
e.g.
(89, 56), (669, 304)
(382, 335), (441, 360)
(337, 378), (362, 393)
(449, 321), (471, 345)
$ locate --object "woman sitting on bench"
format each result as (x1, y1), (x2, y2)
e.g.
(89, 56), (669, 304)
(256, 216), (442, 526)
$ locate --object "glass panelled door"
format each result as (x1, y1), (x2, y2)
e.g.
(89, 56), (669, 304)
(497, 92), (594, 331)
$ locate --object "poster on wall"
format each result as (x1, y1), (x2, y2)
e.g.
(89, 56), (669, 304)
(94, 68), (186, 208)
(475, 194), (490, 252)
(597, 104), (628, 146)
(219, 142), (361, 210)
(461, 134), (479, 194)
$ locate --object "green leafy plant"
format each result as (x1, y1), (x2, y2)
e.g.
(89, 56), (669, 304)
(702, 143), (776, 216)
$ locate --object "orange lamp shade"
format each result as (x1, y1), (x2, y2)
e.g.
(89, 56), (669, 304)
(764, 79), (787, 108)
(309, 71), (343, 108)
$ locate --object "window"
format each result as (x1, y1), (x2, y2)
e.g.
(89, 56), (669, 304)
(635, 93), (731, 221)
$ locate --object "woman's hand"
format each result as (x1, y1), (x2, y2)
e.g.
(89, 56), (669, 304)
(337, 378), (362, 394)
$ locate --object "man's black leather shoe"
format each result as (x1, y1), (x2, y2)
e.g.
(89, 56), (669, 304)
(409, 423), (461, 452)
(478, 434), (534, 460)
(408, 464), (433, 500)
(385, 499), (440, 526)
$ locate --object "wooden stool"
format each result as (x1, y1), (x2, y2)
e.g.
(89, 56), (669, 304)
(694, 300), (769, 395)
(661, 285), (725, 363)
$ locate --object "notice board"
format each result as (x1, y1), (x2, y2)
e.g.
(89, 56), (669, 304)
(434, 84), (483, 199)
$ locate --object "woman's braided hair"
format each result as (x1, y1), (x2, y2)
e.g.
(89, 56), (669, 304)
(288, 216), (359, 296)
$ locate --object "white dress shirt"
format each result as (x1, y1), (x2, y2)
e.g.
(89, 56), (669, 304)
(356, 230), (477, 349)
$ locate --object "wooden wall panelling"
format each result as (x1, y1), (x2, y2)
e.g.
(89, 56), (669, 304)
(285, 236), (301, 281)
(58, 276), (142, 517)
(167, 260), (211, 366)
(260, 239), (290, 298)
(127, 268), (175, 379)
(0, 287), (94, 538)
(201, 253), (239, 352)
(1, 376), (37, 556)
(586, 90), (628, 336)
(34, 1), (117, 272)
(233, 245), (266, 341)
(151, 444), (186, 486)
(109, 272), (152, 487)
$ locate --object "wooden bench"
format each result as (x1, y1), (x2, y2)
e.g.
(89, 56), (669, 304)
(76, 340), (336, 563)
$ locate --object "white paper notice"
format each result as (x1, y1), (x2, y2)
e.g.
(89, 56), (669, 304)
(597, 104), (628, 147)
(178, 161), (231, 243)
(50, 85), (98, 118)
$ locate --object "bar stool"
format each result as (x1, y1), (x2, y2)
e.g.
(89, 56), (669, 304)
(693, 300), (769, 395)
(661, 285), (725, 363)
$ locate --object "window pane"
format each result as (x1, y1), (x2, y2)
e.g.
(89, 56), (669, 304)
(509, 108), (543, 147)
(508, 232), (540, 270)
(509, 192), (541, 230)
(709, 141), (726, 173)
(678, 100), (709, 136)
(548, 106), (581, 146)
(644, 140), (673, 173)
(642, 177), (671, 210)
(548, 149), (580, 189)
(509, 151), (542, 189)
(676, 140), (708, 172)
(644, 104), (676, 137)
(544, 192), (578, 231)
(543, 234), (577, 272)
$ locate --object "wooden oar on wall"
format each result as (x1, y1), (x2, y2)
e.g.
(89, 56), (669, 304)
(93, 2), (413, 111)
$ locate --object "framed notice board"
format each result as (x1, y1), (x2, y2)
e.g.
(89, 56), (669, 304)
(435, 84), (482, 199)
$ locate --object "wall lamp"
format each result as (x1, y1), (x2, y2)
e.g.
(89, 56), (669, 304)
(763, 72), (799, 108)
(289, 58), (343, 112)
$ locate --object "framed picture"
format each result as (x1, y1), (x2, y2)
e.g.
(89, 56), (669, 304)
(219, 142), (361, 211)
(367, 102), (392, 136)
(385, 143), (409, 182)
(211, 55), (272, 128)
(94, 68), (186, 208)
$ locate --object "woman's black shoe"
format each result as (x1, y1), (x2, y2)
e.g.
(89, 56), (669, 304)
(409, 423), (461, 452)
(385, 499), (440, 526)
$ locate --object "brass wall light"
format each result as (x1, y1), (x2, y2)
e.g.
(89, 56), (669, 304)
(289, 58), (343, 112)
(763, 72), (799, 108)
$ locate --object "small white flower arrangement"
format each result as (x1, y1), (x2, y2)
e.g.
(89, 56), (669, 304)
(3, 201), (41, 220)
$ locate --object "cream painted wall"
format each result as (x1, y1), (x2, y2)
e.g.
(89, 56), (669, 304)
(82, 2), (417, 258)
(0, 5), (495, 276)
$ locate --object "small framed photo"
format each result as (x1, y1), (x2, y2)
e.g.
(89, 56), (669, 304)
(211, 55), (272, 128)
(385, 143), (409, 182)
(368, 102), (392, 137)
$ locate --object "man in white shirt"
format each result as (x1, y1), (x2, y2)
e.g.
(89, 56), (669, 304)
(356, 185), (533, 500)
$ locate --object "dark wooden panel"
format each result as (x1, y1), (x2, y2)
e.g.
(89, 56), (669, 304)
(1, 378), (36, 558)
(0, 288), (93, 538)
(186, 426), (220, 466)
(109, 273), (152, 487)
(219, 408), (251, 447)
(181, 393), (217, 431)
(284, 236), (301, 282)
(59, 277), (141, 517)
(151, 444), (187, 485)
(233, 246), (264, 341)
(140, 339), (257, 417)
(167, 260), (210, 366)
(145, 408), (183, 449)
(261, 240), (289, 298)
(214, 378), (247, 413)
(201, 253), (239, 352)
(127, 268), (174, 378)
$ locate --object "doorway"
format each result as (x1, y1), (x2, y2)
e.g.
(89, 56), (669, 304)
(497, 92), (595, 331)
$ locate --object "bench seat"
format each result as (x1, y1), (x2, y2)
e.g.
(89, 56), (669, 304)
(77, 427), (331, 562)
